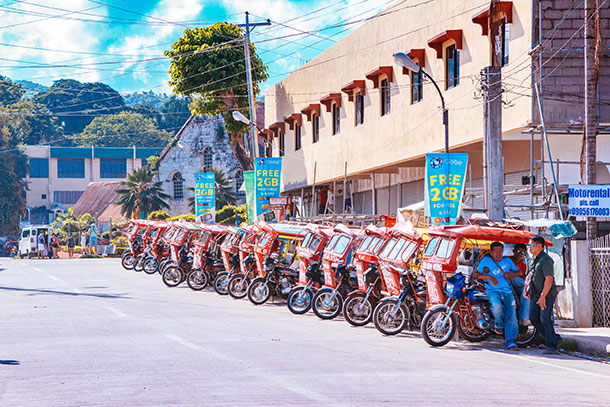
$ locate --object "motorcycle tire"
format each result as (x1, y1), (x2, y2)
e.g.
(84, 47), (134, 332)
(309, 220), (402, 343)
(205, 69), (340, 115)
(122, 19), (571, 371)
(227, 273), (249, 299)
(312, 288), (343, 320)
(213, 272), (230, 295)
(372, 299), (409, 335)
(287, 287), (313, 315)
(421, 307), (457, 347)
(187, 269), (208, 291)
(162, 265), (183, 288)
(133, 256), (145, 272)
(457, 313), (491, 343)
(516, 324), (538, 347)
(143, 257), (158, 275)
(121, 253), (136, 270)
(247, 277), (271, 305)
(343, 293), (374, 327)
(159, 258), (171, 275)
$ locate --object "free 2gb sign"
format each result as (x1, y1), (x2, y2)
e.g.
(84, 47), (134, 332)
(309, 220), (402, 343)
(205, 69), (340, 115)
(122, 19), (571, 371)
(568, 185), (610, 217)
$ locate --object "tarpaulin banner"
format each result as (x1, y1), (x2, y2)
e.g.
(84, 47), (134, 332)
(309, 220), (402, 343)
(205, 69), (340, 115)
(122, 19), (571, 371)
(424, 153), (468, 225)
(194, 172), (215, 223)
(243, 170), (256, 223)
(255, 157), (282, 218)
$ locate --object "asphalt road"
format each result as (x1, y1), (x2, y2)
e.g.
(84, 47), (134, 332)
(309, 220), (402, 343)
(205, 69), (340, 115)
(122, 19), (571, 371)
(1, 258), (609, 407)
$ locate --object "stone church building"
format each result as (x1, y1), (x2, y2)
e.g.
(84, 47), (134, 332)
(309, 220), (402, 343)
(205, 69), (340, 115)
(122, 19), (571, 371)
(157, 115), (245, 216)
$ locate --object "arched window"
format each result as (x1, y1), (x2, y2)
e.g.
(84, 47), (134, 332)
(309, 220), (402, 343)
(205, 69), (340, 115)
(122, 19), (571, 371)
(172, 172), (184, 200)
(235, 170), (245, 198)
(203, 148), (213, 172)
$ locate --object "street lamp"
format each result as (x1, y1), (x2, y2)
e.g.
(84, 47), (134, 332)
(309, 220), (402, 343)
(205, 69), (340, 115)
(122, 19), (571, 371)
(393, 52), (449, 153)
(232, 111), (259, 160)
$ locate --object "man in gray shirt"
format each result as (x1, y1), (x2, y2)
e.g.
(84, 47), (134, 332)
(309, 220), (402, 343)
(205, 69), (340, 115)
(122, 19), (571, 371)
(524, 235), (559, 354)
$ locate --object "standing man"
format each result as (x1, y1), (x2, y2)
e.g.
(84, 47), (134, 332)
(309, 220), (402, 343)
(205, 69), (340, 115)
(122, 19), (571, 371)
(88, 224), (99, 255)
(472, 241), (520, 351)
(37, 231), (46, 258)
(525, 235), (559, 355)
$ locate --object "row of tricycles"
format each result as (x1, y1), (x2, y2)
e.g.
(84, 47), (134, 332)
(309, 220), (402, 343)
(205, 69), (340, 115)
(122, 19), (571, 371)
(119, 218), (549, 348)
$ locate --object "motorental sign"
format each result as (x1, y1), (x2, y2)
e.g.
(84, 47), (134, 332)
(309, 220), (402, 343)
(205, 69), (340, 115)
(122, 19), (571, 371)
(424, 153), (468, 225)
(568, 185), (610, 217)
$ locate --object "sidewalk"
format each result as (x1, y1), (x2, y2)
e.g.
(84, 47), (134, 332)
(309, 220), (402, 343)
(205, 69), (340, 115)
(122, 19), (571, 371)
(557, 326), (610, 357)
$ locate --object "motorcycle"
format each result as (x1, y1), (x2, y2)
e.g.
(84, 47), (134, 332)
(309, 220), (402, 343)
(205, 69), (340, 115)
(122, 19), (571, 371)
(226, 254), (257, 299)
(162, 245), (193, 287)
(312, 264), (357, 320)
(247, 257), (299, 305)
(286, 262), (324, 314)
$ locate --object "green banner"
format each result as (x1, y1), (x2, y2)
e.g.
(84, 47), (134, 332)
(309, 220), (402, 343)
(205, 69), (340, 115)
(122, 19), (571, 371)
(244, 170), (256, 224)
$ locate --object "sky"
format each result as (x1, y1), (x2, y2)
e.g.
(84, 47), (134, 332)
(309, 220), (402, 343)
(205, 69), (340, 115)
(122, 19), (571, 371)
(0, 0), (395, 96)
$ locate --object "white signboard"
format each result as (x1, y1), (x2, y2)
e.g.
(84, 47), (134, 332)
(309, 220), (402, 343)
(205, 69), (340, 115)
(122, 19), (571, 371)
(568, 185), (610, 217)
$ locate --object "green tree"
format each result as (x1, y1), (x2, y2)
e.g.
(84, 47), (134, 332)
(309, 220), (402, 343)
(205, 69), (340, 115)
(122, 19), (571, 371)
(74, 112), (171, 147)
(188, 167), (237, 213)
(165, 23), (269, 170)
(52, 207), (80, 235)
(158, 95), (191, 132)
(117, 167), (170, 219)
(0, 114), (27, 235)
(4, 100), (63, 145)
(0, 75), (25, 105)
(33, 79), (125, 135)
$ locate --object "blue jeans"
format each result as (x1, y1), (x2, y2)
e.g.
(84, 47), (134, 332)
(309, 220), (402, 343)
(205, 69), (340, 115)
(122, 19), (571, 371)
(486, 290), (518, 349)
(530, 293), (558, 350)
(509, 277), (531, 321)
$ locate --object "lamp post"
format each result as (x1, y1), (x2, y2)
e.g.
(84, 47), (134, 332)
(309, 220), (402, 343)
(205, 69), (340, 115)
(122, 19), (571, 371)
(233, 111), (266, 159)
(393, 52), (449, 153)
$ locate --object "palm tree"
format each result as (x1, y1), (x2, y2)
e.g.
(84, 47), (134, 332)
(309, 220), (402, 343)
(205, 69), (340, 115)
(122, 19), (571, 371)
(188, 167), (237, 213)
(117, 167), (170, 219)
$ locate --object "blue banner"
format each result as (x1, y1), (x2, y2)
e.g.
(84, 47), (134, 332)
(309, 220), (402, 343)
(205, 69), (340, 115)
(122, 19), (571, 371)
(424, 153), (468, 225)
(254, 157), (282, 218)
(194, 172), (215, 223)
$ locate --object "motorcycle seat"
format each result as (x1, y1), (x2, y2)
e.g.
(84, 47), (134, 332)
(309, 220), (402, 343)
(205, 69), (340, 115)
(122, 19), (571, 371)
(471, 292), (489, 301)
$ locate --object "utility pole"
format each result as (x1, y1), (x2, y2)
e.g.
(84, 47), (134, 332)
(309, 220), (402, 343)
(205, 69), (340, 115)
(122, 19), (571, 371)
(483, 0), (504, 221)
(238, 12), (271, 162)
(584, 0), (598, 240)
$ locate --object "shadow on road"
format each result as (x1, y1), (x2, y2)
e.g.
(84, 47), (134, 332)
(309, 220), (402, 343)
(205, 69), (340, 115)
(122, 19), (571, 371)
(0, 360), (20, 365)
(0, 286), (130, 299)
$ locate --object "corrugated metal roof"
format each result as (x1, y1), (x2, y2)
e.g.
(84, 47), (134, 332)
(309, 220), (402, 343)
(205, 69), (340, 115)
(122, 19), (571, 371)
(73, 181), (125, 221)
(99, 204), (126, 222)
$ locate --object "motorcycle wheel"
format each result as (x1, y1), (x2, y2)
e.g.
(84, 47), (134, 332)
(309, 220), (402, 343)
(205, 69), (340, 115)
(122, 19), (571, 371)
(227, 273), (249, 299)
(162, 266), (183, 288)
(516, 324), (538, 347)
(143, 258), (158, 275)
(287, 287), (313, 315)
(372, 299), (409, 335)
(421, 307), (457, 347)
(158, 258), (171, 275)
(187, 269), (208, 291)
(121, 253), (136, 270)
(133, 256), (145, 272)
(312, 288), (343, 320)
(343, 293), (373, 327)
(247, 277), (270, 305)
(213, 272), (230, 295)
(457, 313), (490, 342)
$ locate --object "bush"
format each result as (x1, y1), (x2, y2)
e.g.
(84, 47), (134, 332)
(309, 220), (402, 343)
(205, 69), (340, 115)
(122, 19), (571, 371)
(114, 247), (128, 256)
(149, 210), (171, 220)
(111, 236), (128, 247)
(215, 205), (236, 223)
(168, 214), (196, 222)
(101, 231), (111, 239)
(216, 204), (247, 225)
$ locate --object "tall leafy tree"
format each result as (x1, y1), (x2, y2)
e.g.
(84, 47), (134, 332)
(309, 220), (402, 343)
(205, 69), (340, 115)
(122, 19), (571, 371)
(158, 95), (191, 132)
(0, 75), (25, 105)
(117, 167), (170, 219)
(5, 100), (63, 145)
(74, 112), (171, 147)
(165, 23), (269, 170)
(0, 113), (27, 235)
(187, 167), (237, 213)
(33, 79), (125, 135)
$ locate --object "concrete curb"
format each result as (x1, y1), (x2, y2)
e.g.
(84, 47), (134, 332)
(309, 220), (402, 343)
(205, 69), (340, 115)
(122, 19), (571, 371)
(563, 334), (610, 357)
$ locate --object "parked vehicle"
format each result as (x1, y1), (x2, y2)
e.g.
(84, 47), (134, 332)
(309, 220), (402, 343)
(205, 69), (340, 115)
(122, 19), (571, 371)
(19, 224), (51, 257)
(162, 223), (202, 287)
(419, 224), (544, 347)
(246, 223), (307, 305)
(287, 224), (333, 314)
(187, 224), (228, 290)
(142, 223), (171, 274)
(312, 224), (362, 320)
(121, 220), (149, 269)
(214, 225), (260, 295)
(342, 225), (390, 327)
(226, 225), (262, 298)
(372, 223), (427, 335)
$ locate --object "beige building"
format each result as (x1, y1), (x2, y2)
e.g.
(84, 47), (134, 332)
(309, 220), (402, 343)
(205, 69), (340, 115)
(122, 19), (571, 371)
(25, 145), (161, 224)
(264, 0), (610, 219)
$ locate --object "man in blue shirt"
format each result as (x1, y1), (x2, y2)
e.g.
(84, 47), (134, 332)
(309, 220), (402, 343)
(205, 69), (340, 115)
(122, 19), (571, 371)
(472, 241), (520, 351)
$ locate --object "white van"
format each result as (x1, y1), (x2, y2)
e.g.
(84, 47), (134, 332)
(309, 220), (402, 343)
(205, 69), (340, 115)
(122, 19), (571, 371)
(19, 225), (52, 257)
